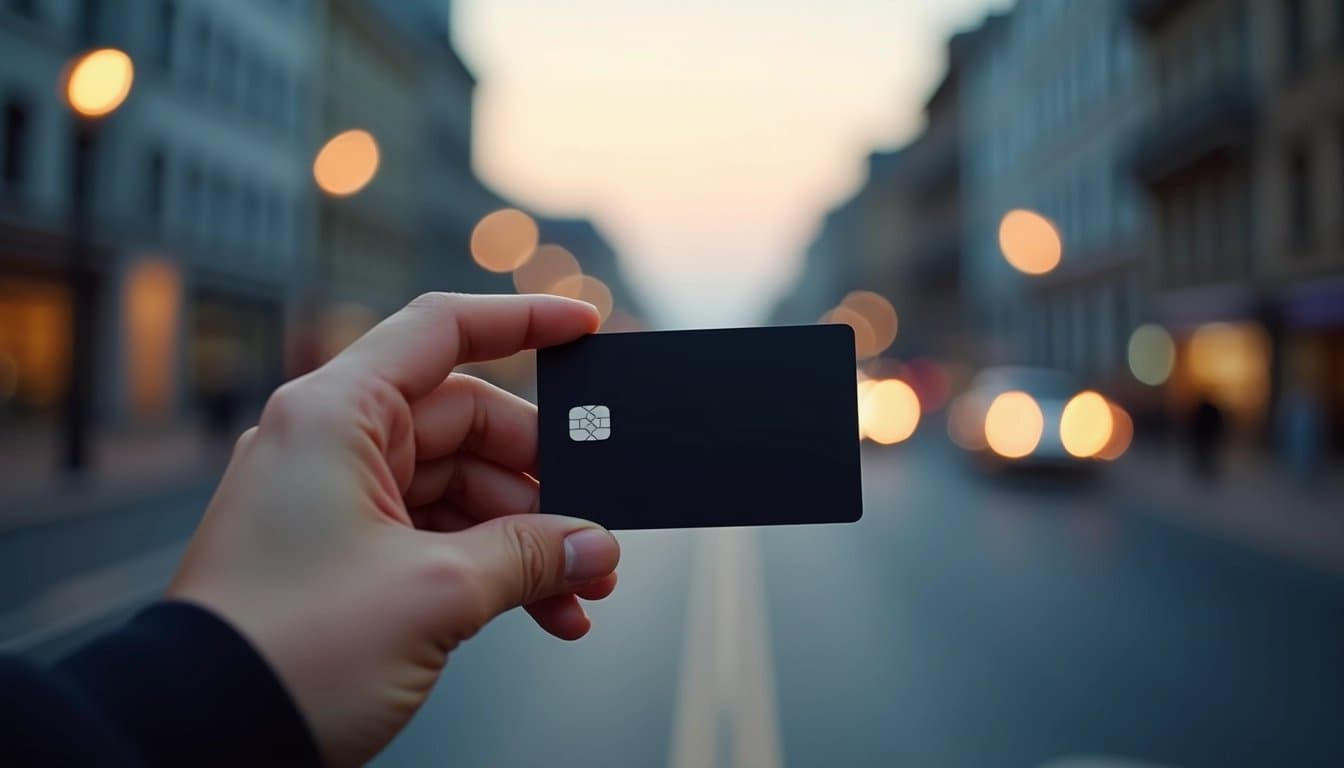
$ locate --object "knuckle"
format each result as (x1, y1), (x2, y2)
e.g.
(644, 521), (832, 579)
(259, 381), (307, 431)
(503, 519), (553, 604)
(233, 426), (259, 454)
(421, 551), (492, 633)
(407, 291), (460, 314)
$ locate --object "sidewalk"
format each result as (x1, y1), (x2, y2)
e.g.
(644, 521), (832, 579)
(1112, 443), (1344, 577)
(0, 422), (226, 533)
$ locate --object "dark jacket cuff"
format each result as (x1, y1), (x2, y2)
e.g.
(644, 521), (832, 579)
(57, 601), (322, 767)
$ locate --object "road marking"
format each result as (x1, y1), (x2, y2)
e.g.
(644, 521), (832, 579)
(670, 528), (782, 768)
(0, 540), (187, 653)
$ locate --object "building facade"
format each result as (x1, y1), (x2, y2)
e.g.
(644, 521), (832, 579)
(1, 0), (319, 434)
(1131, 0), (1344, 443)
(959, 1), (1151, 385)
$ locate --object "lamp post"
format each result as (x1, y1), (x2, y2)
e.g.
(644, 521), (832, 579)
(59, 48), (134, 473)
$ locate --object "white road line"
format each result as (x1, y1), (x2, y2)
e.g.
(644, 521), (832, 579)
(0, 540), (187, 653)
(670, 528), (783, 768)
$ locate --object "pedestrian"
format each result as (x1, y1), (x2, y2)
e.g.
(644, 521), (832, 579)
(1188, 394), (1225, 481)
(0, 293), (622, 766)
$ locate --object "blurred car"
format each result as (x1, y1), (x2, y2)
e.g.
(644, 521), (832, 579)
(948, 366), (1121, 471)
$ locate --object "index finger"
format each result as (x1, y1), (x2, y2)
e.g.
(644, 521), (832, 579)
(333, 293), (599, 401)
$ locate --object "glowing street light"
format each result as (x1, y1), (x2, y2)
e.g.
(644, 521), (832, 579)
(59, 48), (135, 472)
(64, 48), (134, 118)
(998, 209), (1062, 275)
(314, 129), (380, 197)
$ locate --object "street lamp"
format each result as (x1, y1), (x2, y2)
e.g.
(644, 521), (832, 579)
(59, 48), (134, 472)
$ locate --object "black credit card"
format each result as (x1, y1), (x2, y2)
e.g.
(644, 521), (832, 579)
(536, 324), (863, 530)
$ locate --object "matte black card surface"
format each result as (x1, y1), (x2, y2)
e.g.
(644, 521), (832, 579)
(536, 324), (863, 530)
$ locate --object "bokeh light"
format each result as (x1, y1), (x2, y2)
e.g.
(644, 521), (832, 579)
(947, 393), (988, 451)
(998, 209), (1062, 275)
(902, 358), (950, 412)
(1187, 322), (1271, 415)
(860, 379), (921, 445)
(313, 130), (380, 196)
(64, 48), (134, 117)
(513, 243), (581, 295)
(1097, 403), (1134, 461)
(551, 274), (614, 323)
(839, 291), (898, 357)
(822, 306), (876, 360)
(1128, 324), (1176, 386)
(470, 209), (539, 273)
(984, 391), (1044, 458)
(1059, 391), (1114, 458)
(857, 378), (879, 439)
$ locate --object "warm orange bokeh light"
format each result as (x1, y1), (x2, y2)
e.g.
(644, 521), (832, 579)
(998, 209), (1062, 275)
(513, 244), (581, 295)
(65, 48), (134, 117)
(856, 378), (879, 439)
(1186, 322), (1271, 417)
(984, 390), (1044, 458)
(1059, 391), (1114, 458)
(822, 306), (876, 360)
(1097, 403), (1134, 461)
(124, 260), (181, 416)
(840, 291), (898, 357)
(551, 274), (613, 323)
(471, 209), (539, 273)
(860, 379), (921, 445)
(313, 130), (380, 197)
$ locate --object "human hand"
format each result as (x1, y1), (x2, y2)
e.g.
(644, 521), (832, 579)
(168, 293), (621, 766)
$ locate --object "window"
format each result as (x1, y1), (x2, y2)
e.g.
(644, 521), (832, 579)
(189, 18), (211, 89)
(208, 172), (231, 242)
(9, 0), (39, 18)
(2, 98), (29, 193)
(239, 184), (258, 254)
(155, 0), (176, 71)
(1288, 143), (1313, 251)
(78, 0), (100, 44)
(146, 147), (165, 231)
(182, 161), (201, 238)
(1284, 0), (1307, 75)
(245, 58), (267, 118)
(217, 36), (238, 106)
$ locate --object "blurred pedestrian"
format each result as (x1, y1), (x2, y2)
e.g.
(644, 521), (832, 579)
(0, 293), (621, 766)
(197, 334), (246, 450)
(1278, 384), (1326, 488)
(1188, 395), (1225, 481)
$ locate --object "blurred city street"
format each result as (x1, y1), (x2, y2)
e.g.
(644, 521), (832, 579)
(5, 434), (1341, 767)
(5, 0), (1344, 764)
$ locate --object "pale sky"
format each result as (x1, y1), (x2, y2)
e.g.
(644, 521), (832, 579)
(455, 0), (1010, 327)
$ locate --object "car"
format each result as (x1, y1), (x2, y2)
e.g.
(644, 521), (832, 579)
(948, 366), (1123, 470)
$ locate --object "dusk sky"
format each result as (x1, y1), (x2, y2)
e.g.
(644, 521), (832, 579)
(455, 0), (1009, 327)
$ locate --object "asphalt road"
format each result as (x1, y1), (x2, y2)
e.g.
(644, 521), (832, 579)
(5, 439), (1342, 767)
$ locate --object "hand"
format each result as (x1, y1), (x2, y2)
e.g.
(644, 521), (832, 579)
(168, 293), (622, 766)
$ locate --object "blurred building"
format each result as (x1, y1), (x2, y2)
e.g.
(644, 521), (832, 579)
(370, 0), (514, 297)
(959, 2), (1151, 384)
(1, 0), (319, 432)
(768, 151), (908, 330)
(313, 0), (426, 316)
(768, 22), (987, 367)
(1130, 0), (1344, 445)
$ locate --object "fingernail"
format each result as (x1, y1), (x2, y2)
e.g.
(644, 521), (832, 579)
(563, 528), (617, 583)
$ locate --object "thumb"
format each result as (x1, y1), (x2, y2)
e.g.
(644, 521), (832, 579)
(449, 515), (620, 617)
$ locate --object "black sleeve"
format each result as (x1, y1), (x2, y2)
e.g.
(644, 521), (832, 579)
(0, 601), (322, 767)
